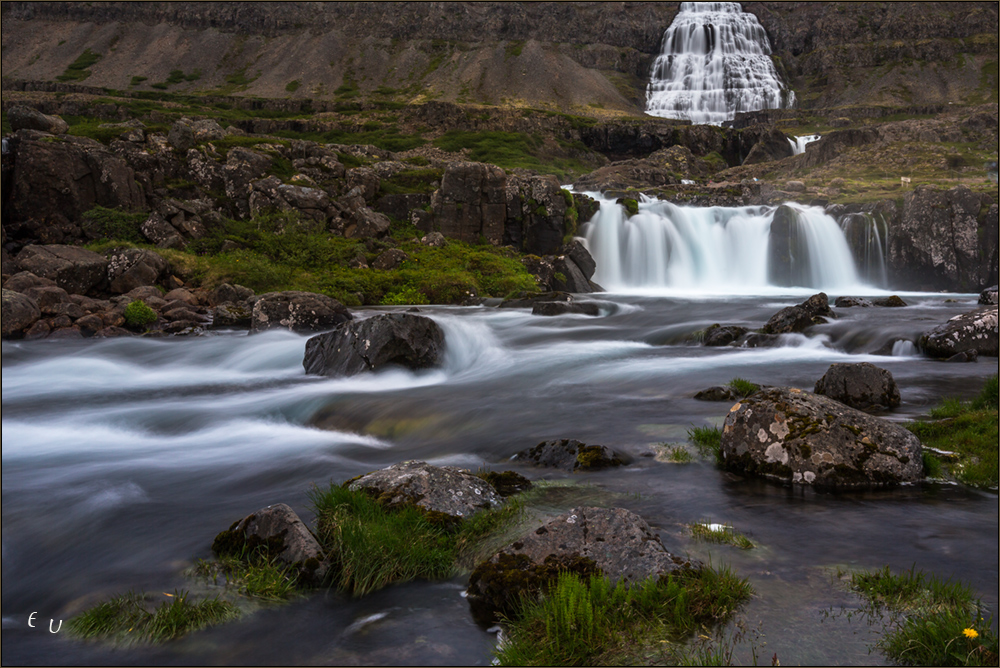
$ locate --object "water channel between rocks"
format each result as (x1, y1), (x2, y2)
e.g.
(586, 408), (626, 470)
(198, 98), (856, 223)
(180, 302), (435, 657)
(2, 292), (998, 666)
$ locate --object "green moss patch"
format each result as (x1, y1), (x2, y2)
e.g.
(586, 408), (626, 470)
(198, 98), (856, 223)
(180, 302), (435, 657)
(687, 425), (723, 463)
(81, 205), (147, 243)
(56, 48), (102, 82)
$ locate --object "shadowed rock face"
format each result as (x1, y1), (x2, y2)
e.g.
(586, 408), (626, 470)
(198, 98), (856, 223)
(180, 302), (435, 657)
(814, 362), (901, 412)
(215, 503), (328, 584)
(721, 387), (922, 487)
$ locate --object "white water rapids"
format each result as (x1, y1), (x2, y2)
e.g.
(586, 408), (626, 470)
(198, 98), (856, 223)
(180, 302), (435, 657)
(645, 1), (794, 125)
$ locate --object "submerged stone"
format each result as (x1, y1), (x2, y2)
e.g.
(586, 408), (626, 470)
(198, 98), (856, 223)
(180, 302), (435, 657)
(512, 438), (627, 471)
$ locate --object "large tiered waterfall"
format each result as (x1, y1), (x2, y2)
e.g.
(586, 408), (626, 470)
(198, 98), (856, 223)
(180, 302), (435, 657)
(580, 196), (868, 293)
(645, 2), (794, 125)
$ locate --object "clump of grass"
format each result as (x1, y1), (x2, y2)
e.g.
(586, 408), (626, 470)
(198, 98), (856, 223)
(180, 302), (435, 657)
(308, 485), (523, 595)
(56, 48), (101, 82)
(908, 374), (998, 489)
(194, 548), (300, 601)
(494, 566), (753, 666)
(66, 590), (239, 645)
(124, 300), (157, 328)
(285, 79), (300, 93)
(727, 377), (760, 398)
(81, 205), (147, 243)
(689, 522), (754, 550)
(850, 566), (997, 667)
(665, 446), (694, 463)
(687, 426), (723, 463)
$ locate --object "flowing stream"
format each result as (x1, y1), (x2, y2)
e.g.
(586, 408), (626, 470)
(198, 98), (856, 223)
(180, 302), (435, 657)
(2, 289), (998, 665)
(645, 1), (794, 124)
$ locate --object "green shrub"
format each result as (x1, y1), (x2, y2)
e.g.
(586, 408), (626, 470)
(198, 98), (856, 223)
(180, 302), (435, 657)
(124, 300), (157, 329)
(689, 522), (754, 549)
(81, 206), (147, 243)
(56, 48), (102, 82)
(285, 79), (301, 93)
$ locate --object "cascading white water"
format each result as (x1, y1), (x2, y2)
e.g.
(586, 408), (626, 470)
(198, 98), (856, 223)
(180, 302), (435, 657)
(579, 195), (861, 293)
(839, 212), (889, 287)
(788, 134), (821, 155)
(645, 1), (794, 125)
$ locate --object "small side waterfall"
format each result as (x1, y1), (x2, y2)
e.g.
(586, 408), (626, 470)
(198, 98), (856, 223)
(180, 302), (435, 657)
(579, 196), (862, 292)
(838, 212), (889, 287)
(645, 2), (794, 125)
(788, 134), (821, 155)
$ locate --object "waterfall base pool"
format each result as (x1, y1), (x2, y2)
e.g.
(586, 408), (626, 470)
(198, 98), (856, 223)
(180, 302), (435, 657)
(2, 293), (997, 665)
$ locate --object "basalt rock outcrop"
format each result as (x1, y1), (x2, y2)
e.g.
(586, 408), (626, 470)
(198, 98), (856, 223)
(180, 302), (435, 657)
(302, 312), (444, 376)
(919, 305), (999, 358)
(761, 292), (834, 335)
(720, 387), (923, 487)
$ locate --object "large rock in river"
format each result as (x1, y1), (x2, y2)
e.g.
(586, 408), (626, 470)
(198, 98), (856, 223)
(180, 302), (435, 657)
(762, 292), (834, 335)
(813, 362), (901, 412)
(721, 387), (922, 487)
(919, 305), (999, 358)
(249, 291), (352, 334)
(212, 503), (328, 584)
(347, 460), (503, 519)
(466, 506), (696, 624)
(303, 312), (445, 376)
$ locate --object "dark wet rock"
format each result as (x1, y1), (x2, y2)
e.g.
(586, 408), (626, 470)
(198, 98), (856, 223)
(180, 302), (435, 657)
(7, 105), (69, 134)
(561, 239), (596, 281)
(428, 161), (506, 245)
(209, 283), (255, 306)
(23, 319), (51, 340)
(531, 301), (600, 316)
(551, 255), (594, 293)
(720, 387), (922, 487)
(871, 295), (907, 307)
(1, 288), (41, 338)
(834, 296), (873, 308)
(813, 362), (901, 412)
(499, 291), (572, 309)
(475, 470), (532, 498)
(762, 292), (833, 334)
(2, 271), (57, 293)
(512, 439), (627, 471)
(213, 503), (328, 585)
(106, 248), (169, 294)
(14, 245), (109, 295)
(742, 127), (793, 165)
(348, 460), (503, 519)
(21, 284), (71, 313)
(694, 386), (740, 402)
(920, 306), (998, 358)
(505, 174), (571, 256)
(703, 324), (749, 346)
(303, 312), (444, 377)
(75, 313), (106, 337)
(945, 349), (979, 363)
(740, 333), (781, 348)
(211, 302), (253, 329)
(249, 291), (352, 334)
(94, 325), (132, 338)
(980, 285), (999, 306)
(466, 506), (697, 624)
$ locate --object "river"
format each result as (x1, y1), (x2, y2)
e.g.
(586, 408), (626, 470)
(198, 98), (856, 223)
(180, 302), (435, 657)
(2, 288), (997, 665)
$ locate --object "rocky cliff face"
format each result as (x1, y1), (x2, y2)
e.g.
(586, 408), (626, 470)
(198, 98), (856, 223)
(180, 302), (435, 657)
(2, 2), (996, 112)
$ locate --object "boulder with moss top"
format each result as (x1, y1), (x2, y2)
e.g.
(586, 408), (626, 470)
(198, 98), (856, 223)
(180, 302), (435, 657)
(466, 506), (697, 624)
(720, 387), (922, 487)
(513, 438), (627, 471)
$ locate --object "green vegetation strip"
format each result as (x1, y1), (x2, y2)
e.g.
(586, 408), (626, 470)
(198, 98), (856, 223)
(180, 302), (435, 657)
(494, 567), (753, 666)
(66, 590), (239, 645)
(850, 566), (998, 666)
(309, 484), (524, 596)
(727, 377), (760, 399)
(910, 374), (998, 489)
(687, 425), (723, 463)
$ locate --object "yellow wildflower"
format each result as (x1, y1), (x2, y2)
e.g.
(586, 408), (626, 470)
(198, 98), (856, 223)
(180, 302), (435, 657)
(963, 628), (979, 639)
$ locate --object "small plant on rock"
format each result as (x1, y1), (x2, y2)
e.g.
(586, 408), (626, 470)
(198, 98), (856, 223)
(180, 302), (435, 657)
(124, 300), (158, 329)
(727, 377), (760, 398)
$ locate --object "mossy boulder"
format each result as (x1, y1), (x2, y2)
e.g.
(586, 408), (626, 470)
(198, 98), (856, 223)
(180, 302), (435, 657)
(213, 503), (328, 584)
(720, 387), (922, 487)
(513, 438), (627, 471)
(814, 362), (901, 412)
(466, 507), (697, 624)
(347, 460), (504, 519)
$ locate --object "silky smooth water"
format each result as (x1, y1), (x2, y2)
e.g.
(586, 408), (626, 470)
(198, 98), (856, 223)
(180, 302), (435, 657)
(646, 1), (793, 124)
(2, 294), (997, 666)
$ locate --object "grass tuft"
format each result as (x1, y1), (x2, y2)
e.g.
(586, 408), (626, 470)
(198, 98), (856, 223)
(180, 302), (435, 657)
(687, 426), (723, 463)
(689, 522), (754, 550)
(193, 548), (300, 601)
(66, 590), (239, 645)
(727, 377), (760, 398)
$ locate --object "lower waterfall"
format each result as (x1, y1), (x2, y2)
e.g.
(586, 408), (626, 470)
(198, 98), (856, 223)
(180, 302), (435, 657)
(579, 196), (869, 293)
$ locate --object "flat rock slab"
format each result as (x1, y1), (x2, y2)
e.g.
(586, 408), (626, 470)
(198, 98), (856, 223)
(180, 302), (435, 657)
(303, 312), (445, 377)
(466, 506), (697, 623)
(513, 438), (627, 471)
(14, 244), (109, 295)
(348, 461), (503, 519)
(213, 503), (328, 584)
(814, 362), (901, 411)
(920, 306), (998, 358)
(721, 387), (922, 487)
